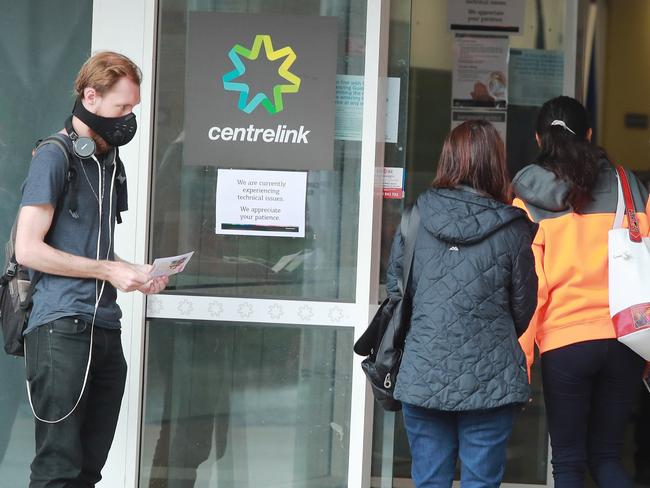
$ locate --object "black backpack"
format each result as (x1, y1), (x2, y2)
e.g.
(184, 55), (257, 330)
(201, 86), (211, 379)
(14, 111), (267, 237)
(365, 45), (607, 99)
(0, 134), (75, 356)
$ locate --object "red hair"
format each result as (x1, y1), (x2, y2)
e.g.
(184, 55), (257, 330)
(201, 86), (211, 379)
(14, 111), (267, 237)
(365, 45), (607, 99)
(74, 51), (142, 98)
(433, 120), (512, 204)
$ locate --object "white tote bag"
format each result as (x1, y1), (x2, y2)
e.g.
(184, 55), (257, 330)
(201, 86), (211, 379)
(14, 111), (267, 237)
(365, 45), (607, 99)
(609, 166), (650, 360)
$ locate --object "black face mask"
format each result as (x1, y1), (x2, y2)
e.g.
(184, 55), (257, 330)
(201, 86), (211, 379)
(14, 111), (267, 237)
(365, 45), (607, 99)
(72, 99), (137, 147)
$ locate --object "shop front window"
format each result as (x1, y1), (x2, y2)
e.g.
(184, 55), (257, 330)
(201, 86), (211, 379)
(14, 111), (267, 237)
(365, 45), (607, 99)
(142, 1), (368, 486)
(140, 320), (353, 487)
(150, 0), (368, 303)
(0, 2), (92, 485)
(372, 0), (572, 486)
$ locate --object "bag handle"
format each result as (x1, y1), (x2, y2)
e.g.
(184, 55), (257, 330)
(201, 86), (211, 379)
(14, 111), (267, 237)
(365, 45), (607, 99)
(352, 204), (420, 357)
(398, 203), (420, 295)
(613, 165), (642, 243)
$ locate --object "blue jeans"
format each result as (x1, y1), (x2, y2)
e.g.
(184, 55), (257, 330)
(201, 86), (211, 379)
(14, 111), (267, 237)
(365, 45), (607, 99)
(402, 403), (515, 488)
(541, 339), (644, 488)
(24, 317), (127, 488)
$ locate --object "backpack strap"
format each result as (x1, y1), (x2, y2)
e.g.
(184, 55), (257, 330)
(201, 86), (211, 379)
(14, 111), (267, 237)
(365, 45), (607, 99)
(35, 134), (71, 177)
(1, 136), (75, 291)
(35, 134), (79, 219)
(397, 203), (420, 295)
(20, 270), (43, 309)
(41, 136), (129, 224)
(114, 148), (128, 224)
(38, 139), (127, 223)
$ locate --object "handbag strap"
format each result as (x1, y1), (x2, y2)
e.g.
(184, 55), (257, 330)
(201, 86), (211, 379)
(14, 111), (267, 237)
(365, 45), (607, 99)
(398, 203), (420, 295)
(613, 165), (642, 242)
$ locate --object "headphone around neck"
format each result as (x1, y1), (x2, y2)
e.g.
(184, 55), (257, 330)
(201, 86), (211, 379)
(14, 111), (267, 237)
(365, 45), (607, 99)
(65, 116), (96, 159)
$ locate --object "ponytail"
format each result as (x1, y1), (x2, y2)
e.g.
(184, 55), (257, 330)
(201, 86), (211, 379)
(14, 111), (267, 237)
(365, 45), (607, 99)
(534, 96), (606, 212)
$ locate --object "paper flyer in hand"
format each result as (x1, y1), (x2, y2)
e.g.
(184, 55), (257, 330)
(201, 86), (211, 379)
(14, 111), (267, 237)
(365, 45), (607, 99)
(151, 251), (195, 278)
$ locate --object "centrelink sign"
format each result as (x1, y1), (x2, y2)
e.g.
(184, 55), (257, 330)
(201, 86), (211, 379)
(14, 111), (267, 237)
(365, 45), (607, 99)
(184, 12), (337, 170)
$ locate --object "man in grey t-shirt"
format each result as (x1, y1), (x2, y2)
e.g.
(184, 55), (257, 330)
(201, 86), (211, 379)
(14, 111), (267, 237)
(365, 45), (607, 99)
(15, 52), (167, 488)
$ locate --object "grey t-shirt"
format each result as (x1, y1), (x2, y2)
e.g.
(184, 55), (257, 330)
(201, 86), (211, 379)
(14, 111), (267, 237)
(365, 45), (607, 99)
(20, 134), (128, 333)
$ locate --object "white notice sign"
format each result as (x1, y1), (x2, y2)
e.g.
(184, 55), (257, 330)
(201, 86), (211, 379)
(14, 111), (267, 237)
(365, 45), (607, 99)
(448, 0), (525, 34)
(383, 167), (404, 199)
(216, 169), (307, 238)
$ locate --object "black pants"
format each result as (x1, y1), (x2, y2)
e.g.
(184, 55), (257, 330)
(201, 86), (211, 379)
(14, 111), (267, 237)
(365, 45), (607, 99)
(634, 383), (650, 483)
(541, 339), (644, 488)
(24, 317), (127, 488)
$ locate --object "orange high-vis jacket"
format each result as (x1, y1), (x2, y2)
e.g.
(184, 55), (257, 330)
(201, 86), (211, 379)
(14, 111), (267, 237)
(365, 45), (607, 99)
(512, 162), (650, 372)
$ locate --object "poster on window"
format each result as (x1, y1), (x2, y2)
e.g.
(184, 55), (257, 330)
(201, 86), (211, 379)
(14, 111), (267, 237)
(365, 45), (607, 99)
(383, 167), (404, 199)
(509, 49), (564, 107)
(451, 33), (509, 142)
(452, 33), (509, 109)
(215, 169), (307, 238)
(335, 75), (401, 143)
(184, 12), (337, 170)
(448, 0), (525, 34)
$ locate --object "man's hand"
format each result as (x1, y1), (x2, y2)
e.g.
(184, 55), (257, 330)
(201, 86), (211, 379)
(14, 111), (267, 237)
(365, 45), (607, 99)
(137, 275), (169, 295)
(105, 261), (152, 292)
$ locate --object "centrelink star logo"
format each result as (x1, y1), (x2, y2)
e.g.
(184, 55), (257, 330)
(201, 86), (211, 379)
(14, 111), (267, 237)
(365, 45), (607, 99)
(222, 34), (301, 115)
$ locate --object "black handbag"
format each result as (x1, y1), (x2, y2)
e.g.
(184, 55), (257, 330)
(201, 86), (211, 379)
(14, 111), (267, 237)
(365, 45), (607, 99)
(354, 204), (420, 411)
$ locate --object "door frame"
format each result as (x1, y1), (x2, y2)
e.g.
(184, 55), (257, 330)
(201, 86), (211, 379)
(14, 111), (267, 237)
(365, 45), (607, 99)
(92, 0), (579, 486)
(93, 0), (390, 486)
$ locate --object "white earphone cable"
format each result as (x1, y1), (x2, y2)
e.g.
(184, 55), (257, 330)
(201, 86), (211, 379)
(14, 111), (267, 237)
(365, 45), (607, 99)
(26, 151), (117, 424)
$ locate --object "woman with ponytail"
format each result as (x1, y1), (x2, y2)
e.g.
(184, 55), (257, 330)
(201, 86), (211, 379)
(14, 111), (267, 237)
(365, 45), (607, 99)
(513, 96), (650, 487)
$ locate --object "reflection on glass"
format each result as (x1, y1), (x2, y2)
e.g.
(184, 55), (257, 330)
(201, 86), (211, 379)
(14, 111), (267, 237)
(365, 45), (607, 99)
(0, 2), (92, 484)
(401, 0), (567, 206)
(140, 320), (353, 487)
(372, 0), (567, 485)
(151, 0), (368, 302)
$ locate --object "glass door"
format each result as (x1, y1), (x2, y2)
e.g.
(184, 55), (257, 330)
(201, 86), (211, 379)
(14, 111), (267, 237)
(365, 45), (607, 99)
(371, 0), (579, 486)
(0, 2), (92, 485)
(139, 1), (373, 486)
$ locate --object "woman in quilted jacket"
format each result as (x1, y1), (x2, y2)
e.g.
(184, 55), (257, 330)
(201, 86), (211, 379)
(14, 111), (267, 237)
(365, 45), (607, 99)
(386, 119), (538, 487)
(513, 96), (650, 488)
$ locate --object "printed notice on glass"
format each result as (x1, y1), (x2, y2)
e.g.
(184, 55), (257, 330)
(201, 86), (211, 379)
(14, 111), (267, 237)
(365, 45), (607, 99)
(451, 33), (509, 142)
(335, 74), (400, 143)
(452, 33), (509, 109)
(383, 167), (404, 199)
(215, 169), (307, 238)
(448, 0), (525, 34)
(509, 49), (564, 107)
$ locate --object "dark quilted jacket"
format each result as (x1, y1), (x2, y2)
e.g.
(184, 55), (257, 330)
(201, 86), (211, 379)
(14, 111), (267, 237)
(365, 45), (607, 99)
(387, 187), (538, 411)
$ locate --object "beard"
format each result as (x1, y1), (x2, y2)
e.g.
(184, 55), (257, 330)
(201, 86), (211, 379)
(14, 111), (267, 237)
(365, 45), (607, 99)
(90, 131), (111, 154)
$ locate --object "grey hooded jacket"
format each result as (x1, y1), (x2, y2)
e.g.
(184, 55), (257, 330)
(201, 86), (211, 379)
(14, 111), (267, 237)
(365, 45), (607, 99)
(387, 187), (538, 411)
(512, 160), (650, 222)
